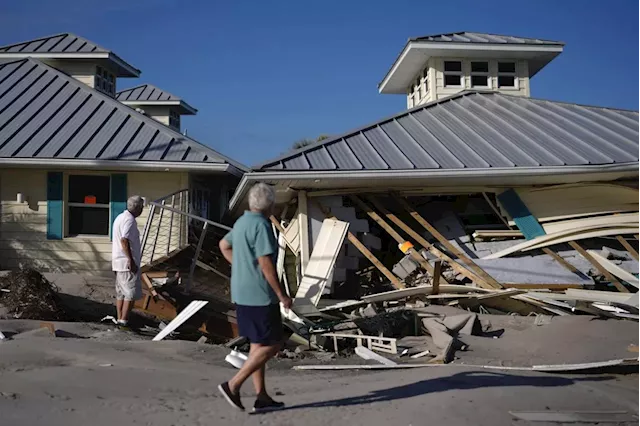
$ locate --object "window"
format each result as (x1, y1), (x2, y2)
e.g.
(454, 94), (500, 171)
(95, 66), (115, 96)
(416, 78), (423, 100)
(470, 61), (490, 88)
(421, 68), (429, 96)
(443, 61), (462, 87)
(68, 175), (110, 236)
(498, 61), (517, 88)
(169, 110), (181, 129)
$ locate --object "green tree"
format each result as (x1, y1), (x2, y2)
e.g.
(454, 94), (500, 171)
(292, 135), (330, 149)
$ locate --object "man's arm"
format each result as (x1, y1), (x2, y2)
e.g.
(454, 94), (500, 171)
(258, 255), (291, 310)
(219, 238), (233, 264)
(120, 238), (138, 274)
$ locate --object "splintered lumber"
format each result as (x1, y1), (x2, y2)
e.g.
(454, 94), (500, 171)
(473, 230), (524, 239)
(355, 346), (397, 366)
(350, 195), (437, 279)
(568, 241), (629, 293)
(393, 195), (502, 289)
(365, 196), (450, 284)
(361, 284), (492, 303)
(311, 200), (405, 289)
(322, 332), (398, 354)
(367, 196), (488, 288)
(152, 300), (208, 341)
(586, 250), (639, 288)
(616, 235), (639, 261)
(269, 215), (297, 253)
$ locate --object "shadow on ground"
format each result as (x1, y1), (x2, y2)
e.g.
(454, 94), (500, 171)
(277, 371), (611, 411)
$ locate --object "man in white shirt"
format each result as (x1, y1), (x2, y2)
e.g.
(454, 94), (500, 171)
(111, 195), (144, 328)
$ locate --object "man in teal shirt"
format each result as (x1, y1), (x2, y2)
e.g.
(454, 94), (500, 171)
(217, 183), (292, 414)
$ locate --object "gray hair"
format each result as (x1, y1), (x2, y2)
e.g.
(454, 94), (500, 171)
(248, 183), (275, 212)
(127, 195), (144, 212)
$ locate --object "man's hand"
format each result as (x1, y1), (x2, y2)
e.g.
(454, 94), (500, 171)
(128, 260), (139, 274)
(279, 294), (292, 311)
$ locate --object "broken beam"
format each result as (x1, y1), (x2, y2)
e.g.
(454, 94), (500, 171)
(392, 194), (503, 289)
(615, 235), (639, 261)
(367, 196), (452, 283)
(568, 241), (629, 293)
(541, 248), (584, 276)
(311, 200), (405, 290)
(349, 195), (437, 279)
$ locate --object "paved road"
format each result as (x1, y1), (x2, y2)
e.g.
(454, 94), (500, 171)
(0, 336), (637, 426)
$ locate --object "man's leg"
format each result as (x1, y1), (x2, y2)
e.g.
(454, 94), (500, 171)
(121, 300), (134, 322)
(116, 299), (124, 321)
(228, 343), (279, 394)
(252, 365), (266, 397)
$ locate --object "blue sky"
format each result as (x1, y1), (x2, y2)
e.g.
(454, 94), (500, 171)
(1, 0), (638, 167)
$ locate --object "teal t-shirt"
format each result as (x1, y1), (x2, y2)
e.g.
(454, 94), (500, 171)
(223, 211), (279, 306)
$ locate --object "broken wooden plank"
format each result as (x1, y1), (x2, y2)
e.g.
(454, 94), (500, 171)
(616, 235), (639, 261)
(501, 283), (584, 290)
(350, 195), (437, 279)
(368, 197), (490, 288)
(366, 196), (451, 284)
(269, 215), (297, 254)
(568, 241), (629, 292)
(152, 300), (208, 341)
(361, 284), (492, 303)
(311, 200), (405, 290)
(586, 250), (639, 288)
(509, 411), (634, 423)
(393, 194), (502, 289)
(472, 230), (524, 239)
(141, 273), (159, 299)
(541, 248), (585, 276)
(355, 346), (397, 366)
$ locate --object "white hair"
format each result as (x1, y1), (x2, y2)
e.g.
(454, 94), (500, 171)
(248, 183), (275, 212)
(127, 195), (144, 212)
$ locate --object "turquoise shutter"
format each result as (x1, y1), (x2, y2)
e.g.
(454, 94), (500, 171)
(497, 189), (546, 240)
(46, 172), (63, 240)
(110, 174), (128, 239)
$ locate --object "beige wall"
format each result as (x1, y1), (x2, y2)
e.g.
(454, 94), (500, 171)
(408, 57), (531, 107)
(0, 168), (188, 275)
(46, 60), (98, 89)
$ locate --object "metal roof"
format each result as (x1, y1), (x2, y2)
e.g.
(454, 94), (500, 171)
(411, 32), (564, 45)
(257, 91), (639, 171)
(116, 84), (197, 115)
(0, 33), (140, 77)
(0, 58), (247, 173)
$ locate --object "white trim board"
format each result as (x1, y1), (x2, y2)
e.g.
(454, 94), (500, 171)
(584, 251), (639, 288)
(293, 218), (349, 313)
(152, 300), (208, 341)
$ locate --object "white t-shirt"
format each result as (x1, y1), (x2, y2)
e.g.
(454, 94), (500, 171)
(112, 210), (142, 272)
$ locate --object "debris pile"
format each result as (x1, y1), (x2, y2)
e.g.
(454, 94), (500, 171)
(0, 269), (66, 321)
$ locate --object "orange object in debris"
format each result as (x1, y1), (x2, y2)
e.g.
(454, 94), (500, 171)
(398, 241), (414, 254)
(84, 195), (97, 204)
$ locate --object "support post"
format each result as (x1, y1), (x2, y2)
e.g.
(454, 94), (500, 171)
(298, 190), (310, 274)
(187, 222), (209, 294)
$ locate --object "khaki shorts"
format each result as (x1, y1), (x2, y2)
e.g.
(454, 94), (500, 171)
(115, 271), (142, 301)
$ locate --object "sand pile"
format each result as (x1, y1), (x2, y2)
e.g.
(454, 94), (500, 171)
(0, 269), (67, 320)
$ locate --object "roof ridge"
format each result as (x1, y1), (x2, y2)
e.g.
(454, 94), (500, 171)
(0, 33), (111, 52)
(18, 57), (247, 171)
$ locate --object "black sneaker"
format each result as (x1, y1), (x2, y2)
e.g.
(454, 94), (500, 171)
(218, 382), (244, 411)
(251, 395), (285, 414)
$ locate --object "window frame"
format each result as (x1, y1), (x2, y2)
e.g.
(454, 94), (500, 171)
(65, 173), (112, 238)
(443, 60), (463, 88)
(470, 61), (491, 89)
(497, 61), (519, 89)
(95, 65), (116, 96)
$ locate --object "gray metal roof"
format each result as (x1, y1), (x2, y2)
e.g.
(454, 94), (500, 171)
(0, 33), (140, 77)
(116, 84), (197, 114)
(0, 58), (246, 172)
(257, 92), (639, 171)
(411, 32), (564, 45)
(0, 33), (110, 54)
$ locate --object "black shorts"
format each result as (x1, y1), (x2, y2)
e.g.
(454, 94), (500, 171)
(236, 303), (283, 345)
